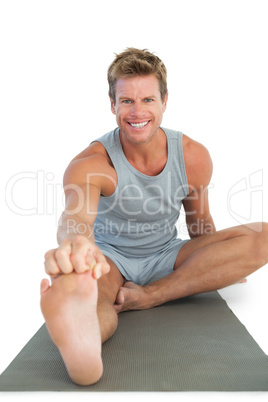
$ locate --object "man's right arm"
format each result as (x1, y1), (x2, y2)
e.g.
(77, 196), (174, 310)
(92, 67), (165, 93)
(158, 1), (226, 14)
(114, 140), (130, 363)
(57, 181), (100, 245)
(44, 155), (111, 280)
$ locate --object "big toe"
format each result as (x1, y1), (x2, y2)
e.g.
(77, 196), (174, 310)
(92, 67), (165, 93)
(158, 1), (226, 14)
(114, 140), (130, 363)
(116, 288), (125, 305)
(40, 278), (50, 295)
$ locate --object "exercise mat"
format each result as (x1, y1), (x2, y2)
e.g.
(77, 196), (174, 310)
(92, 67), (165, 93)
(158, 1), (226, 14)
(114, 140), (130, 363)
(0, 291), (267, 392)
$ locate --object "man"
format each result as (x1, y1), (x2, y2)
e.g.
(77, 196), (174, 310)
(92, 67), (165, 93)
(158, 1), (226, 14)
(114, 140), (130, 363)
(40, 48), (268, 386)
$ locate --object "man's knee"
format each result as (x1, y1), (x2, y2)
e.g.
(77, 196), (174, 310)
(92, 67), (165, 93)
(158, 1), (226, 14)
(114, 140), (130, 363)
(257, 222), (268, 266)
(97, 256), (124, 305)
(246, 222), (268, 267)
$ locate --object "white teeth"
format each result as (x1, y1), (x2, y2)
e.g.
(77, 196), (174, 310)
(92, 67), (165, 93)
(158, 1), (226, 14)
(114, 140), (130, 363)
(130, 121), (149, 128)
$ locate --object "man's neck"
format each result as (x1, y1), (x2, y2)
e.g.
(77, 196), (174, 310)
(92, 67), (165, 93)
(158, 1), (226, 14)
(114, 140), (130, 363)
(119, 128), (168, 176)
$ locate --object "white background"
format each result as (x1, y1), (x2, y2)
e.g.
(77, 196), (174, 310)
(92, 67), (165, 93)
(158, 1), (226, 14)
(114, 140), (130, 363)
(0, 1), (268, 401)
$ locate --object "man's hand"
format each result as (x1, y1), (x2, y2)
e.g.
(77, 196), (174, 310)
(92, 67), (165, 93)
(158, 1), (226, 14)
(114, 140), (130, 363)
(44, 235), (110, 280)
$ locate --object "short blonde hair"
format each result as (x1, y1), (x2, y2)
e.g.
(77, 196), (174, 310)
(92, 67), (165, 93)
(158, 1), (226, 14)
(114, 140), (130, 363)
(108, 48), (168, 104)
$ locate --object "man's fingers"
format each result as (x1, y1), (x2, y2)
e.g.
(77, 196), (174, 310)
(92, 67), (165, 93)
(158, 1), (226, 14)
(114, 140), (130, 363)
(85, 250), (97, 270)
(92, 261), (110, 279)
(44, 249), (61, 276)
(92, 263), (102, 279)
(44, 236), (110, 277)
(95, 252), (109, 265)
(92, 253), (110, 279)
(71, 237), (97, 273)
(54, 240), (73, 274)
(44, 240), (74, 276)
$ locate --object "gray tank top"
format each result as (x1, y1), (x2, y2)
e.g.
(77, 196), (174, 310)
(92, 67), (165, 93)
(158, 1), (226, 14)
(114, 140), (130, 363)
(93, 127), (189, 257)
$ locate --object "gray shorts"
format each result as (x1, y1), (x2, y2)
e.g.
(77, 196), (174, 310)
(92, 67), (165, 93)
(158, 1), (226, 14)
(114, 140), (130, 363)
(95, 238), (190, 286)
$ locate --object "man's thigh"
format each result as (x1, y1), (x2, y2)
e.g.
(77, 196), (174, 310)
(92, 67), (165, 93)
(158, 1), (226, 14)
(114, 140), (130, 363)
(173, 223), (261, 270)
(97, 256), (124, 304)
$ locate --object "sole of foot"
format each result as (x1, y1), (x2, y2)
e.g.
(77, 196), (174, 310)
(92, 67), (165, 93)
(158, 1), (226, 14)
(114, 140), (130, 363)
(40, 271), (103, 386)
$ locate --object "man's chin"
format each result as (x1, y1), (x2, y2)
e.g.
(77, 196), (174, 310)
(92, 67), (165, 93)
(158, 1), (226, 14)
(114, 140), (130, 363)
(119, 124), (160, 145)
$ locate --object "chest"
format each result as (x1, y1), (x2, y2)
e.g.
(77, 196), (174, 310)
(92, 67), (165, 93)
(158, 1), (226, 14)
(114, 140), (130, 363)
(130, 157), (167, 176)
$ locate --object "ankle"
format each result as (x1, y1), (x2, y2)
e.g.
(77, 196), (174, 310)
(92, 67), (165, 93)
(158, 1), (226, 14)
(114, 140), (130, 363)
(144, 280), (171, 308)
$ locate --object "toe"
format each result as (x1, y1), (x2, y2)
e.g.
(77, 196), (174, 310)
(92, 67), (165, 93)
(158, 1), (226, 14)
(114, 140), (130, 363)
(116, 288), (125, 305)
(114, 303), (123, 313)
(40, 279), (50, 295)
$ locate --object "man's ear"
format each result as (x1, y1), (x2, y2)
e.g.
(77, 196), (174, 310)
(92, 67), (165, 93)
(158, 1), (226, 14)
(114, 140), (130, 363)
(110, 98), (116, 115)
(162, 92), (168, 113)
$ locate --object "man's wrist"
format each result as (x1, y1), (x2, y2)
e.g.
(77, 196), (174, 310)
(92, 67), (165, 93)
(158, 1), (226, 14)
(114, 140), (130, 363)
(57, 221), (95, 245)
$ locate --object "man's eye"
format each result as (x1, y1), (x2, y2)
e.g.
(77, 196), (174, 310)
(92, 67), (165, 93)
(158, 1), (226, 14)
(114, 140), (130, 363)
(144, 99), (153, 102)
(123, 100), (132, 104)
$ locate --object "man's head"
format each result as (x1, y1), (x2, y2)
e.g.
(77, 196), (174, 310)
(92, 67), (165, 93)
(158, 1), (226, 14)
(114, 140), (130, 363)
(107, 48), (168, 105)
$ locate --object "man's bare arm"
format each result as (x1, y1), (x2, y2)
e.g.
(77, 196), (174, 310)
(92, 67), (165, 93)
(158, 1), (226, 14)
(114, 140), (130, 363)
(183, 188), (216, 238)
(44, 155), (111, 279)
(57, 182), (100, 244)
(182, 135), (216, 238)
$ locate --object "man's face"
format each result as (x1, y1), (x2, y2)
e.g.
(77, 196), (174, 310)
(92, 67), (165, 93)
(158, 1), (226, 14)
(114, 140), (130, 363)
(110, 74), (168, 145)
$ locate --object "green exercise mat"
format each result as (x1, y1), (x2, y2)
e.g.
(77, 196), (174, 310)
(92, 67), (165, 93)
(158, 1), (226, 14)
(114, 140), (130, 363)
(0, 291), (267, 392)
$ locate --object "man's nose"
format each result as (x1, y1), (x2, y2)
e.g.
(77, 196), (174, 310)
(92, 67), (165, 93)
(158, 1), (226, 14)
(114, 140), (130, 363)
(130, 101), (145, 117)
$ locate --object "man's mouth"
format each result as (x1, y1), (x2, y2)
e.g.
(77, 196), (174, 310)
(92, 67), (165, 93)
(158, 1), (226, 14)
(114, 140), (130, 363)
(128, 121), (150, 128)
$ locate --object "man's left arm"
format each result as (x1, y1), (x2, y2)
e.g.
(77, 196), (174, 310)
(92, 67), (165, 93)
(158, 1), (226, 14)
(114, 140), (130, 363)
(182, 135), (216, 238)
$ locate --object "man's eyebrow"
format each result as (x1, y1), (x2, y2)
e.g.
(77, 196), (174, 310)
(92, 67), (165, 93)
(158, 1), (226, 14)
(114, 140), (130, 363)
(118, 96), (133, 101)
(118, 95), (157, 101)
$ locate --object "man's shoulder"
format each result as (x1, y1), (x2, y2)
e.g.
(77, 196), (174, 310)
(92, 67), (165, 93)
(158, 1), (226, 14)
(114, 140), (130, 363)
(182, 134), (213, 189)
(63, 139), (115, 189)
(182, 134), (209, 157)
(164, 127), (211, 170)
(71, 141), (110, 162)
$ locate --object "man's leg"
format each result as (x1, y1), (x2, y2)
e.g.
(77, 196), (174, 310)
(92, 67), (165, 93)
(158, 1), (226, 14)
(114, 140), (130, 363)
(97, 257), (125, 342)
(40, 257), (124, 386)
(115, 222), (268, 311)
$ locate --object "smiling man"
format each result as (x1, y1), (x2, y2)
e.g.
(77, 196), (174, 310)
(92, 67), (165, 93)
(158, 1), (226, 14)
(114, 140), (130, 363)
(41, 48), (268, 386)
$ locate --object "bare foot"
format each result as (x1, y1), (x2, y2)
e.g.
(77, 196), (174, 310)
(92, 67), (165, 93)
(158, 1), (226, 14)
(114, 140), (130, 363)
(40, 271), (103, 386)
(114, 277), (248, 313)
(114, 281), (153, 312)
